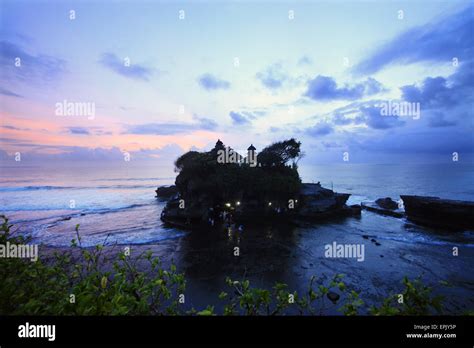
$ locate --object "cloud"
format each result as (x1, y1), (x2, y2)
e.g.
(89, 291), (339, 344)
(0, 40), (66, 83)
(1, 125), (30, 131)
(357, 129), (474, 155)
(124, 115), (217, 135)
(67, 127), (90, 135)
(229, 111), (251, 125)
(306, 122), (334, 136)
(400, 60), (473, 127)
(401, 61), (473, 108)
(332, 111), (364, 126)
(192, 115), (218, 130)
(318, 100), (404, 129)
(0, 87), (23, 98)
(99, 53), (152, 81)
(401, 77), (455, 108)
(269, 126), (281, 133)
(304, 75), (386, 101)
(298, 56), (313, 66)
(197, 73), (230, 90)
(0, 144), (186, 163)
(353, 5), (474, 75)
(428, 112), (456, 128)
(256, 63), (288, 89)
(360, 105), (405, 129)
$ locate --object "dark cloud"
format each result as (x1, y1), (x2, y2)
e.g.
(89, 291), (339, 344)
(0, 41), (66, 83)
(67, 127), (90, 135)
(229, 111), (250, 125)
(332, 112), (364, 126)
(99, 53), (152, 81)
(0, 144), (186, 163)
(0, 87), (23, 98)
(306, 122), (334, 136)
(197, 73), (230, 90)
(192, 115), (218, 130)
(256, 63), (288, 89)
(304, 76), (386, 101)
(360, 106), (405, 129)
(1, 125), (29, 131)
(428, 112), (456, 128)
(401, 61), (473, 108)
(320, 100), (404, 129)
(353, 5), (474, 75)
(401, 77), (455, 108)
(357, 129), (474, 155)
(124, 115), (217, 135)
(400, 60), (473, 128)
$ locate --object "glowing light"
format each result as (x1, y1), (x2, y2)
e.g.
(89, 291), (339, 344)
(225, 203), (231, 207)
(236, 201), (241, 206)
(268, 202), (272, 206)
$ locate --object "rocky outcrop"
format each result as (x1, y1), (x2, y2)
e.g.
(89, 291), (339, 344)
(155, 185), (178, 200)
(401, 195), (474, 230)
(361, 198), (404, 218)
(297, 183), (352, 219)
(159, 182), (354, 228)
(375, 197), (398, 210)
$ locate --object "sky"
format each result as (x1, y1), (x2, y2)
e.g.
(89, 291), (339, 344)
(0, 0), (473, 165)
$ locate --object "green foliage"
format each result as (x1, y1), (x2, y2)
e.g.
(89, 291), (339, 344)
(370, 276), (444, 315)
(0, 215), (185, 315)
(220, 274), (358, 315)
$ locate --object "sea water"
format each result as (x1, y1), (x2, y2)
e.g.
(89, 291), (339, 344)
(0, 162), (473, 247)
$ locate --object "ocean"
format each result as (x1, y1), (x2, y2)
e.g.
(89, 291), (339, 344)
(1, 162), (473, 247)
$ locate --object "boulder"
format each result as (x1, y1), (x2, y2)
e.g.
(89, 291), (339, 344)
(327, 291), (340, 303)
(155, 185), (178, 200)
(375, 197), (398, 210)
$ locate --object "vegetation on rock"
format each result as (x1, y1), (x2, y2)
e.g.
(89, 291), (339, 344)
(173, 139), (303, 215)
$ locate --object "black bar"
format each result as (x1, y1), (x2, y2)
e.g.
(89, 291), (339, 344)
(0, 315), (472, 346)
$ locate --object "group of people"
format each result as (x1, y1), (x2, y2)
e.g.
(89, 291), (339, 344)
(207, 207), (244, 232)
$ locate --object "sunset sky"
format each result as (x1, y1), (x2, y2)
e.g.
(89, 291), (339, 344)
(1, 0), (473, 164)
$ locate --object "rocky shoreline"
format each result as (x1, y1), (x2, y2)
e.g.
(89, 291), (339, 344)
(157, 185), (474, 232)
(158, 182), (359, 229)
